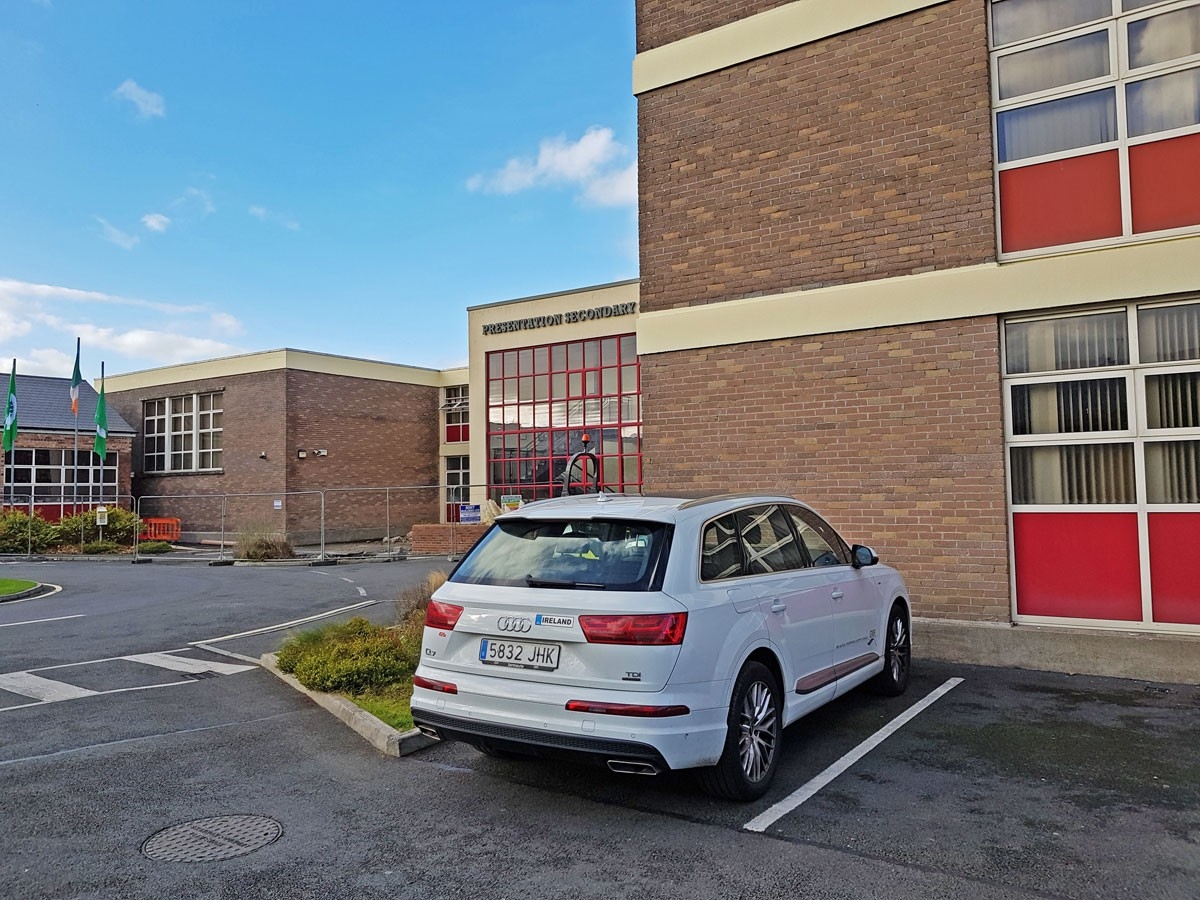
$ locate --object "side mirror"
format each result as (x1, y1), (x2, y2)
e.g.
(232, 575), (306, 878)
(851, 544), (878, 569)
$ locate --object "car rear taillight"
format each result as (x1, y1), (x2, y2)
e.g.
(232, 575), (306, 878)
(565, 700), (689, 717)
(425, 600), (464, 630)
(413, 675), (458, 695)
(578, 612), (687, 645)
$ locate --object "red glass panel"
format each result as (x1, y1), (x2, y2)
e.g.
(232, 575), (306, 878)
(1148, 512), (1200, 625)
(1013, 512), (1141, 620)
(1130, 133), (1200, 234)
(1000, 151), (1122, 252)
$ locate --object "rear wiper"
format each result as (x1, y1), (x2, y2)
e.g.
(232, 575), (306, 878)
(525, 576), (606, 590)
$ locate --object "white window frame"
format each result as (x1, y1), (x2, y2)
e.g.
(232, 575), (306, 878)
(143, 391), (223, 474)
(990, 0), (1200, 260)
(1003, 299), (1200, 633)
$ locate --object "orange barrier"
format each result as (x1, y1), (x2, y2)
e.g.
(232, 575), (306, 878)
(141, 517), (182, 542)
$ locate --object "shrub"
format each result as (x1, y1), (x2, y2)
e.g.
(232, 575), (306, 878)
(0, 510), (58, 554)
(276, 617), (421, 695)
(82, 540), (119, 555)
(137, 540), (174, 554)
(395, 570), (448, 625)
(235, 524), (295, 561)
(57, 508), (141, 546)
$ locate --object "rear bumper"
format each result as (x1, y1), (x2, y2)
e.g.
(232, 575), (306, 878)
(410, 666), (729, 770)
(412, 708), (671, 770)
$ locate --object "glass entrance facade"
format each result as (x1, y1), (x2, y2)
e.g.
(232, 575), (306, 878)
(486, 333), (642, 503)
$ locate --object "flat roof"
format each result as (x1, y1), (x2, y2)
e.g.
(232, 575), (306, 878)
(466, 278), (639, 313)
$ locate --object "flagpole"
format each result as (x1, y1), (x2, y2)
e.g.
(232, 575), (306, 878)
(98, 362), (105, 509)
(72, 338), (80, 517)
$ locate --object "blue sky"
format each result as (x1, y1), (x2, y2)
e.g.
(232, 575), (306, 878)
(0, 1), (638, 382)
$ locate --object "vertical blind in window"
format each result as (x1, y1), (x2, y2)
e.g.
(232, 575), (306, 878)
(1139, 302), (1200, 362)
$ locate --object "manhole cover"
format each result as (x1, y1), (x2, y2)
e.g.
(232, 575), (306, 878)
(141, 815), (282, 862)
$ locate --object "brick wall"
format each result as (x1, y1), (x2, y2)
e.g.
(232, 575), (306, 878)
(108, 369), (441, 543)
(637, 0), (994, 313)
(637, 0), (796, 51)
(640, 317), (1011, 621)
(109, 371), (288, 531)
(410, 523), (488, 557)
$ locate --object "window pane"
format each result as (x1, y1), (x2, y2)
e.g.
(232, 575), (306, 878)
(997, 31), (1110, 100)
(1006, 311), (1129, 373)
(1128, 6), (1200, 69)
(1145, 440), (1200, 502)
(620, 334), (637, 362)
(997, 88), (1117, 162)
(1010, 443), (1135, 503)
(992, 0), (1111, 47)
(1146, 373), (1200, 428)
(1139, 303), (1200, 362)
(1127, 67), (1200, 137)
(1125, 0), (1172, 9)
(701, 515), (742, 580)
(740, 506), (804, 574)
(1010, 378), (1128, 434)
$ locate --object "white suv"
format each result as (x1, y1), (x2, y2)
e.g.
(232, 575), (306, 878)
(411, 493), (911, 800)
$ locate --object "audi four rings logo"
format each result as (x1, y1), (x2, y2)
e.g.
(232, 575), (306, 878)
(496, 616), (533, 633)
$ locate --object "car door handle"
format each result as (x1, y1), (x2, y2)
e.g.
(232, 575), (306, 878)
(831, 591), (845, 600)
(770, 602), (787, 613)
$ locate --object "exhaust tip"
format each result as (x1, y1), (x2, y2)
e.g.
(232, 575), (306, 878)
(416, 725), (441, 740)
(607, 759), (660, 776)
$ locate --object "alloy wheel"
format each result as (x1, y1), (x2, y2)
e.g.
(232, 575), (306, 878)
(738, 680), (778, 782)
(889, 613), (911, 684)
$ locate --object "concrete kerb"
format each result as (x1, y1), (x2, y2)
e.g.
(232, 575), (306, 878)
(0, 582), (52, 603)
(259, 652), (437, 758)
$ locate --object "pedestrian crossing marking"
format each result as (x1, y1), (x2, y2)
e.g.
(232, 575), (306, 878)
(0, 672), (99, 702)
(123, 652), (255, 677)
(0, 651), (256, 711)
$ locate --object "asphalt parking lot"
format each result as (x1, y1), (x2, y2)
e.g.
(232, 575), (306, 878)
(1, 559), (1197, 899)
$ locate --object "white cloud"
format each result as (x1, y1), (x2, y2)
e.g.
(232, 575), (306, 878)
(142, 213), (171, 232)
(0, 277), (246, 375)
(112, 79), (165, 119)
(68, 323), (239, 364)
(467, 127), (636, 207)
(210, 312), (243, 335)
(174, 186), (215, 215)
(94, 216), (139, 250)
(582, 161), (638, 208)
(249, 204), (299, 230)
(19, 347), (73, 376)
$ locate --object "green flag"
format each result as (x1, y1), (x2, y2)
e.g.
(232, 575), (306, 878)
(2, 359), (16, 453)
(93, 369), (108, 459)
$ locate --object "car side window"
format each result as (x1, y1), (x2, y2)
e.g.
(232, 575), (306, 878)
(701, 514), (743, 581)
(739, 505), (805, 575)
(788, 507), (850, 567)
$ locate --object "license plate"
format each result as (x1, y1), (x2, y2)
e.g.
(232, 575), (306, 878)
(479, 638), (561, 671)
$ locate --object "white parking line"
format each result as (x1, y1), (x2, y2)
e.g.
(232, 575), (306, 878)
(0, 613), (85, 629)
(189, 599), (377, 644)
(743, 677), (964, 833)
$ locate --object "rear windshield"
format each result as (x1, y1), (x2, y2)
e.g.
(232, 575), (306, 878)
(450, 518), (670, 591)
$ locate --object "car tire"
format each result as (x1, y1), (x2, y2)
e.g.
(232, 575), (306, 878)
(872, 602), (911, 697)
(697, 661), (782, 801)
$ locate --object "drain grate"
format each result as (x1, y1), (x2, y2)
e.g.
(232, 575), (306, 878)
(141, 815), (282, 863)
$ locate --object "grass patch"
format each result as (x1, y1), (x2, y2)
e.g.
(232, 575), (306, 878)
(0, 578), (36, 597)
(274, 571), (449, 730)
(351, 682), (415, 731)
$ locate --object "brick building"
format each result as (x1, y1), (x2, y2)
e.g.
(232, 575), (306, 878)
(631, 0), (1200, 668)
(1, 374), (135, 518)
(105, 350), (454, 544)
